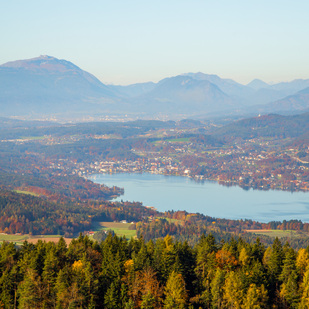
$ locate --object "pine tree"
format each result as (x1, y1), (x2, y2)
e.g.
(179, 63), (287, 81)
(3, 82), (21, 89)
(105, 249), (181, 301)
(280, 276), (299, 309)
(56, 237), (67, 269)
(104, 281), (122, 309)
(141, 292), (156, 309)
(299, 266), (309, 309)
(278, 248), (299, 308)
(210, 268), (225, 309)
(55, 265), (84, 309)
(251, 238), (265, 262)
(0, 242), (19, 308)
(263, 237), (284, 300)
(239, 247), (250, 267)
(132, 242), (151, 271)
(296, 248), (309, 277)
(242, 283), (268, 309)
(0, 267), (18, 309)
(279, 248), (297, 283)
(18, 269), (47, 309)
(248, 260), (267, 287)
(152, 237), (178, 283)
(195, 234), (217, 279)
(164, 271), (187, 309)
(42, 249), (58, 296)
(223, 271), (243, 309)
(268, 237), (284, 280)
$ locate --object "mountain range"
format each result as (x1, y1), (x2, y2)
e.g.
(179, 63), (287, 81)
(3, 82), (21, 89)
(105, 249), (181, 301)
(1, 55), (309, 120)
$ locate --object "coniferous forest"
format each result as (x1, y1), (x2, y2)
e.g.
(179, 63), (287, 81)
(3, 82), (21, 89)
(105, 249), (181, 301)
(1, 233), (309, 308)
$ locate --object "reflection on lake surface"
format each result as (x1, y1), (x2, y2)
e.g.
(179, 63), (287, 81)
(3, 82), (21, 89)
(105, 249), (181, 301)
(88, 173), (309, 223)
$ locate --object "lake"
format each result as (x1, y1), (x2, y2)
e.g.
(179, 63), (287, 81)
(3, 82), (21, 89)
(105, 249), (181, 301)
(88, 173), (309, 223)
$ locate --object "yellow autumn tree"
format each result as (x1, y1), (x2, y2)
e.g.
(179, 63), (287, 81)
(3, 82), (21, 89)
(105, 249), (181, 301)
(242, 283), (268, 309)
(239, 247), (250, 267)
(164, 271), (187, 309)
(297, 248), (309, 277)
(223, 271), (243, 309)
(299, 266), (309, 309)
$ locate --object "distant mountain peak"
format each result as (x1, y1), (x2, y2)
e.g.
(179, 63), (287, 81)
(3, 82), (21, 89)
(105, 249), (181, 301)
(247, 79), (269, 90)
(2, 55), (49, 67)
(0, 55), (80, 73)
(182, 72), (219, 79)
(39, 55), (54, 59)
(181, 72), (253, 98)
(0, 55), (120, 119)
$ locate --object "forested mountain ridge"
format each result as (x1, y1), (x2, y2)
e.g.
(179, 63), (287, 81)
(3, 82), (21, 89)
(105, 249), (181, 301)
(213, 112), (309, 140)
(263, 87), (309, 114)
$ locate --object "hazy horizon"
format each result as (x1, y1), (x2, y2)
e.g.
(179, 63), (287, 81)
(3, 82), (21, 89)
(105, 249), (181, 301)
(1, 54), (307, 87)
(2, 0), (309, 85)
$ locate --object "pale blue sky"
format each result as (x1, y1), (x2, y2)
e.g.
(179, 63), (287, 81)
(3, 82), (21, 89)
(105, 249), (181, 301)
(1, 0), (308, 85)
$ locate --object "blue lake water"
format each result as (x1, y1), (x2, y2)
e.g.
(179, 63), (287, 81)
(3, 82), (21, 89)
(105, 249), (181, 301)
(88, 173), (309, 223)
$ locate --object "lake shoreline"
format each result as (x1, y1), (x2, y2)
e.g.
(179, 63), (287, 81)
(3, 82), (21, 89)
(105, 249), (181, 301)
(87, 170), (307, 194)
(88, 172), (309, 223)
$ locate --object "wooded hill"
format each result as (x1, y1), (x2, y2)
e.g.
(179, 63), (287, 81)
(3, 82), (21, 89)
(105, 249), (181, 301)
(0, 190), (155, 237)
(213, 113), (309, 140)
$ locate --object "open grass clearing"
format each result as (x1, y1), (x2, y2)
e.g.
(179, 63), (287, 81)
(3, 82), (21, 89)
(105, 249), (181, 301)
(166, 137), (190, 143)
(0, 234), (29, 242)
(93, 134), (121, 140)
(20, 136), (46, 140)
(0, 234), (72, 245)
(246, 229), (301, 238)
(14, 190), (40, 197)
(92, 221), (136, 238)
(156, 216), (182, 224)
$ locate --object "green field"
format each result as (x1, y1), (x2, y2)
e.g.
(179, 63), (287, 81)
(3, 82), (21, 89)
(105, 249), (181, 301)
(92, 221), (136, 238)
(14, 190), (40, 196)
(0, 234), (29, 242)
(166, 137), (190, 143)
(156, 216), (182, 224)
(151, 137), (190, 145)
(246, 229), (300, 238)
(0, 234), (68, 247)
(20, 136), (46, 140)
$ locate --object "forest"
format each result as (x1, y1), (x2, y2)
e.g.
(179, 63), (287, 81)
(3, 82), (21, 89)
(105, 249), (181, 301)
(1, 233), (309, 308)
(0, 190), (155, 237)
(136, 214), (309, 250)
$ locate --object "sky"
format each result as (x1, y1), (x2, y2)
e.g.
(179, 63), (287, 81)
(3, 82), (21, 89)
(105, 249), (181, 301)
(1, 0), (309, 85)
